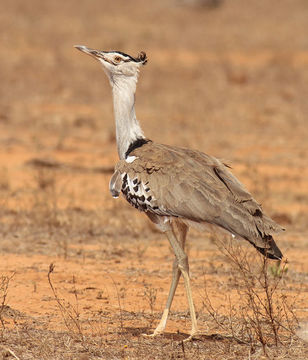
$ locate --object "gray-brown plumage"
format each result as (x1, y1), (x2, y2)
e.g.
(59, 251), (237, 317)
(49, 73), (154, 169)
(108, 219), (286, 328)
(112, 141), (283, 259)
(75, 45), (283, 341)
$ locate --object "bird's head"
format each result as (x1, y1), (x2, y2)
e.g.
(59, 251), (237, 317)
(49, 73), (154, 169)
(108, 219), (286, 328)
(75, 45), (147, 83)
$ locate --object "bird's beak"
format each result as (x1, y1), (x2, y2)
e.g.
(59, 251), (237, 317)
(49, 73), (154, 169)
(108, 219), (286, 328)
(74, 45), (105, 61)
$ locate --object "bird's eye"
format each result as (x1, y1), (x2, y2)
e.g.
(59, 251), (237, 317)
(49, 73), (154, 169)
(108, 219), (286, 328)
(114, 56), (122, 63)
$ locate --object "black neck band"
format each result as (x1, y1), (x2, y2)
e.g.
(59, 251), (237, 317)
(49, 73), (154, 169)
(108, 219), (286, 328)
(125, 138), (151, 158)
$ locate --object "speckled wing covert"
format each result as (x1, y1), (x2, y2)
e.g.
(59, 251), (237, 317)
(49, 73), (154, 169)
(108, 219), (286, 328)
(111, 142), (283, 259)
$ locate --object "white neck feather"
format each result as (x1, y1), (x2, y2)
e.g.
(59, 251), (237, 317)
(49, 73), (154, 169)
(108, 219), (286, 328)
(110, 73), (145, 159)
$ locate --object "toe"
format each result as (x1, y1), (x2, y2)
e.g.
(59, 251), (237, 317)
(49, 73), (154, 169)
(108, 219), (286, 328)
(142, 330), (163, 338)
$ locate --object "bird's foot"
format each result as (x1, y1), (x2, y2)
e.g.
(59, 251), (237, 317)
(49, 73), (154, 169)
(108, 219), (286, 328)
(142, 329), (164, 338)
(182, 329), (204, 343)
(142, 329), (207, 342)
(142, 309), (168, 338)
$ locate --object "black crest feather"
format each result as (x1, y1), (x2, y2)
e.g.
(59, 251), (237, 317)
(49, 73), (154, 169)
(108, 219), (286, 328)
(137, 51), (147, 64)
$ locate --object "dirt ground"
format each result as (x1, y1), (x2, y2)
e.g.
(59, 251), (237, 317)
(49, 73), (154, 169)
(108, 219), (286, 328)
(0, 0), (308, 359)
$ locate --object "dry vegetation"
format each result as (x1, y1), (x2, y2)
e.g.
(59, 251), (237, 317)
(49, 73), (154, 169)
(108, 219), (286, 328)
(0, 0), (308, 359)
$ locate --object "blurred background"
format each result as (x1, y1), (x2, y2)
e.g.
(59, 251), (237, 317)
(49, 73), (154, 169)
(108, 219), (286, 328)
(1, 0), (307, 223)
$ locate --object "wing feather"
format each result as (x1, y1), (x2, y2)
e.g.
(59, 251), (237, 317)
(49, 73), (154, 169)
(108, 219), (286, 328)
(114, 142), (283, 258)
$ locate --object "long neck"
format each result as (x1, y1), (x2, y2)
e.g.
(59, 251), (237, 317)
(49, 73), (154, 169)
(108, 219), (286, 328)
(111, 75), (145, 159)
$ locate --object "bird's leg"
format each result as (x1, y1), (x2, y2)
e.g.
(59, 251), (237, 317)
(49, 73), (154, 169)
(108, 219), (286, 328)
(165, 227), (199, 341)
(145, 260), (181, 337)
(145, 222), (188, 337)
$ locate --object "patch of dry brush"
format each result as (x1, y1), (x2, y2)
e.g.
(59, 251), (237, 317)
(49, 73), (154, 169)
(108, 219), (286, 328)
(202, 233), (299, 357)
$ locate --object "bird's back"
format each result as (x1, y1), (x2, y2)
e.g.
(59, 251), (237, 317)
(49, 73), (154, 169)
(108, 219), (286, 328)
(111, 141), (283, 259)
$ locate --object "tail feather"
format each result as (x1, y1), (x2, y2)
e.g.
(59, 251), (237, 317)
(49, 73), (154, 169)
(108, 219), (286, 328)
(252, 235), (283, 260)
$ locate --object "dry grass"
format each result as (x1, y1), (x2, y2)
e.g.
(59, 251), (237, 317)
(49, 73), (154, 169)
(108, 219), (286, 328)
(1, 257), (304, 360)
(0, 274), (15, 330)
(202, 234), (300, 357)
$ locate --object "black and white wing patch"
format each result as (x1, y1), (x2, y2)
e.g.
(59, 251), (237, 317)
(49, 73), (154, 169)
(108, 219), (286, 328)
(119, 172), (169, 216)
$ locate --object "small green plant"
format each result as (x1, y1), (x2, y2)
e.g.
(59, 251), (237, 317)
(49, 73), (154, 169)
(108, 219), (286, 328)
(269, 260), (288, 278)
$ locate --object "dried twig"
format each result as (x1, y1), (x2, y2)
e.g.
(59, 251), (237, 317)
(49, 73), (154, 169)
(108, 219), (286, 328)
(47, 263), (84, 340)
(0, 273), (15, 328)
(202, 233), (298, 353)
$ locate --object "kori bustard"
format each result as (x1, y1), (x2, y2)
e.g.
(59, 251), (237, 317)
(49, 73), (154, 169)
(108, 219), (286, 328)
(75, 45), (283, 341)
